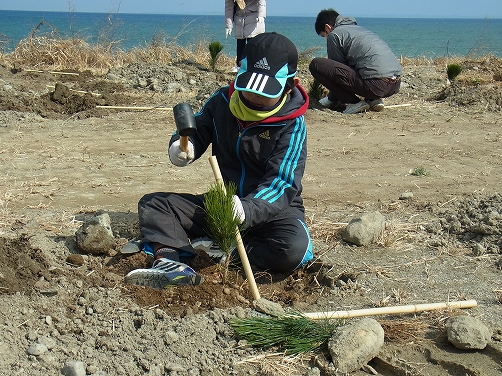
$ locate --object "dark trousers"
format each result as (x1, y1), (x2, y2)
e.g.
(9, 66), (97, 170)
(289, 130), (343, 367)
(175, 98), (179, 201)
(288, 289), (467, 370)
(138, 192), (313, 273)
(309, 57), (401, 103)
(236, 38), (248, 65)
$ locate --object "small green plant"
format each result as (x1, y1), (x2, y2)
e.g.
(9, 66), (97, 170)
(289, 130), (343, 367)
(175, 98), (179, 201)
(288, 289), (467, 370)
(447, 63), (462, 82)
(204, 181), (243, 282)
(308, 79), (325, 101)
(208, 41), (224, 72)
(411, 166), (429, 176)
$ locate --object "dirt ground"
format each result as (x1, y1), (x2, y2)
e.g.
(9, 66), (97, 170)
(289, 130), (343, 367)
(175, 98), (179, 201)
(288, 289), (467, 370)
(0, 57), (501, 375)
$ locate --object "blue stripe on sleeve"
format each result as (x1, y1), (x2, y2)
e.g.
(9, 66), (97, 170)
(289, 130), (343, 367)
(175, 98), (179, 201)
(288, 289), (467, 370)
(254, 117), (306, 203)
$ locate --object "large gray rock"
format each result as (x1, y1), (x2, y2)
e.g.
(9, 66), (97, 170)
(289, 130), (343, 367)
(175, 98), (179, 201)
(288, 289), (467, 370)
(75, 212), (115, 255)
(328, 318), (384, 373)
(342, 211), (385, 246)
(61, 360), (86, 376)
(445, 315), (492, 350)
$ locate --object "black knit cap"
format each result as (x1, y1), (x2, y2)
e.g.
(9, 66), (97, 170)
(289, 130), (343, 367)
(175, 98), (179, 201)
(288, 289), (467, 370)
(235, 32), (298, 98)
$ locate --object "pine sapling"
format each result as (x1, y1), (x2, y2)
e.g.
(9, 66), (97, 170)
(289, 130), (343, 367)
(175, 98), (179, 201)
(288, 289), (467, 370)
(204, 181), (243, 282)
(447, 63), (462, 83)
(308, 78), (325, 101)
(208, 41), (224, 72)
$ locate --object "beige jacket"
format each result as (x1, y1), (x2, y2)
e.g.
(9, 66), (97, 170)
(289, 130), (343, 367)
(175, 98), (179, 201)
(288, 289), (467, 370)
(225, 0), (266, 39)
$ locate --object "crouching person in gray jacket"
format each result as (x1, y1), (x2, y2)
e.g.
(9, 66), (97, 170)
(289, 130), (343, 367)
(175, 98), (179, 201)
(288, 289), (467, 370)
(124, 33), (313, 290)
(309, 8), (402, 114)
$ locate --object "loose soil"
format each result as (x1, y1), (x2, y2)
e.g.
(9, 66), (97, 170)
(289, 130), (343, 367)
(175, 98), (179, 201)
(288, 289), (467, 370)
(0, 57), (501, 375)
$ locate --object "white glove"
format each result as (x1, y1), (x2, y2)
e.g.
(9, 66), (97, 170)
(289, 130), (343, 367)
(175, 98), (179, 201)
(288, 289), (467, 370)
(168, 139), (194, 167)
(232, 195), (246, 224)
(256, 17), (265, 23)
(318, 96), (333, 107)
(225, 28), (232, 38)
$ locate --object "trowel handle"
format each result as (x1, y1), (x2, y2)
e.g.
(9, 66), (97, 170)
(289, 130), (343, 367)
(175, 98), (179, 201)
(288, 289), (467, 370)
(179, 136), (189, 153)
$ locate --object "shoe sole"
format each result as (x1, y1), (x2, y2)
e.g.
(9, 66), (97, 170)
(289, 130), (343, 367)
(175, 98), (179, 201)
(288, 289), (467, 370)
(343, 104), (370, 114)
(124, 270), (203, 289)
(370, 104), (385, 112)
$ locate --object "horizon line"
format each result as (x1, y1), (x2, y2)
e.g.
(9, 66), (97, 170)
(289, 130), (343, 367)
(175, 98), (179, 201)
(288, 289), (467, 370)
(0, 9), (500, 20)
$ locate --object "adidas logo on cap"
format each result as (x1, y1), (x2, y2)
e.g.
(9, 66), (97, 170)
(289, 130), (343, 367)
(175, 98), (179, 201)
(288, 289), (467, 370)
(254, 57), (270, 70)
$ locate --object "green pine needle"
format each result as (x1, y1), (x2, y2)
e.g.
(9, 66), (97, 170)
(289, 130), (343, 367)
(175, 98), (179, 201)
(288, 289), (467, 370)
(231, 313), (342, 355)
(204, 182), (242, 256)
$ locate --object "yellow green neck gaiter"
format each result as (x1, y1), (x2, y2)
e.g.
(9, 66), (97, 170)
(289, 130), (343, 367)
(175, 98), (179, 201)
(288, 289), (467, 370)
(229, 90), (287, 121)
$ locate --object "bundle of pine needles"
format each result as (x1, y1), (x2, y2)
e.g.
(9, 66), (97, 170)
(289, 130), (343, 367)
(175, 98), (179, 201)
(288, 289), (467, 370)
(231, 313), (342, 355)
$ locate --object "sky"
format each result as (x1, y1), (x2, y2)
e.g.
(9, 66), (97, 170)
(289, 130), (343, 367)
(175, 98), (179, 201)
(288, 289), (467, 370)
(0, 0), (501, 18)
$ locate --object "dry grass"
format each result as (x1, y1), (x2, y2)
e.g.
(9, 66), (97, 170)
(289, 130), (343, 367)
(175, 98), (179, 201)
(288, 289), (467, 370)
(401, 55), (502, 85)
(379, 318), (427, 343)
(0, 33), (235, 73)
(1, 29), (499, 83)
(306, 213), (346, 245)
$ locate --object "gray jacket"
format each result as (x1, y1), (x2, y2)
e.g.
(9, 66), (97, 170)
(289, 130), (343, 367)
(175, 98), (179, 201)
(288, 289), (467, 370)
(327, 15), (402, 79)
(225, 0), (266, 39)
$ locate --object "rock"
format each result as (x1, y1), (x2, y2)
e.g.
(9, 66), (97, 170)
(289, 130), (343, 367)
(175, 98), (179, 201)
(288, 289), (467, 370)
(66, 253), (85, 266)
(52, 82), (70, 104)
(399, 191), (414, 200)
(328, 318), (384, 373)
(136, 78), (148, 88)
(445, 315), (492, 350)
(26, 342), (48, 356)
(106, 73), (121, 81)
(62, 360), (86, 376)
(342, 211), (385, 246)
(252, 298), (285, 317)
(165, 82), (182, 93)
(38, 336), (56, 349)
(165, 363), (186, 372)
(75, 212), (115, 255)
(305, 367), (321, 376)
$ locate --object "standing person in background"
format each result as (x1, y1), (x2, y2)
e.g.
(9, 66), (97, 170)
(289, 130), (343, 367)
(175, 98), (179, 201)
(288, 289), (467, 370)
(309, 8), (402, 114)
(225, 0), (266, 72)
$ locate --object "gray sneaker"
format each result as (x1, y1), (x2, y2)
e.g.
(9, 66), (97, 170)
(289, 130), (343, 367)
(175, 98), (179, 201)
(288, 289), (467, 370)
(191, 237), (232, 264)
(367, 98), (385, 112)
(318, 96), (333, 107)
(120, 239), (142, 254)
(124, 257), (203, 289)
(191, 237), (225, 258)
(343, 100), (370, 114)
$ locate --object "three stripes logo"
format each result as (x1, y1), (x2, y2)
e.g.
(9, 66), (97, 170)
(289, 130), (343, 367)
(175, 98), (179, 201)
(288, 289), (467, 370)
(254, 57), (270, 70)
(244, 57), (272, 92)
(259, 130), (270, 140)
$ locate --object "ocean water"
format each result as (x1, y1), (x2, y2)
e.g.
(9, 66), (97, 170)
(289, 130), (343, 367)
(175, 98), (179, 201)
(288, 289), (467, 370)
(1, 10), (501, 58)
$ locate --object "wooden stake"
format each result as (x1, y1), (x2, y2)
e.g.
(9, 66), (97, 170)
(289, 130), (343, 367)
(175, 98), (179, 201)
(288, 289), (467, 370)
(46, 85), (102, 97)
(385, 103), (412, 109)
(96, 105), (173, 111)
(303, 300), (477, 320)
(24, 69), (79, 76)
(208, 155), (261, 301)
